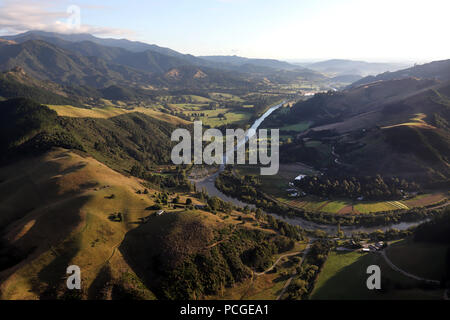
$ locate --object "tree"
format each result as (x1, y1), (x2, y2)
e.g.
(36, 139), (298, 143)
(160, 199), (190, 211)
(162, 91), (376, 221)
(255, 208), (263, 220)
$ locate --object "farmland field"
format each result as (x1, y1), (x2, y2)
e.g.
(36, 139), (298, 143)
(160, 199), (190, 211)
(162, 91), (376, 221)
(233, 164), (447, 214)
(310, 251), (443, 300)
(386, 239), (448, 280)
(401, 193), (447, 207)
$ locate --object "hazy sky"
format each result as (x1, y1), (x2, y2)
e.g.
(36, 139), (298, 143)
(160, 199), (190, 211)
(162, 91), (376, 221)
(0, 0), (449, 62)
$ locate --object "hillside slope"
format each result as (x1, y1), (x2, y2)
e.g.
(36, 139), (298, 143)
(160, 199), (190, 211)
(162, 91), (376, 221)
(0, 149), (158, 299)
(0, 148), (302, 300)
(0, 40), (153, 88)
(350, 59), (450, 88)
(267, 78), (450, 180)
(0, 98), (182, 173)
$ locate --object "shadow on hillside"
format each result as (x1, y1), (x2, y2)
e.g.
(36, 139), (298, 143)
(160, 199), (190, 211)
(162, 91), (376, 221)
(29, 197), (90, 299)
(118, 213), (177, 299)
(59, 162), (87, 176)
(311, 252), (381, 300)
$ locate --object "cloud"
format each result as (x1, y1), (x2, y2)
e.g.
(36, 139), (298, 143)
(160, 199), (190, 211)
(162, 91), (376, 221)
(0, 0), (134, 36)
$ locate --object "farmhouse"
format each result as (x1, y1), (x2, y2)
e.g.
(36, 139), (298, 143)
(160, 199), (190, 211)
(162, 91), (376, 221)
(375, 241), (384, 250)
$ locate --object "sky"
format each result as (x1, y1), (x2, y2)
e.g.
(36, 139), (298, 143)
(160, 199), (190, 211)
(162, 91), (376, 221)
(0, 0), (449, 62)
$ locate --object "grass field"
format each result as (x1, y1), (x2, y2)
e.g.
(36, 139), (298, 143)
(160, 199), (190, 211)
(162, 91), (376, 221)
(49, 93), (284, 128)
(402, 192), (447, 207)
(47, 104), (190, 125)
(208, 92), (244, 102)
(310, 251), (443, 300)
(280, 121), (312, 132)
(273, 190), (445, 214)
(386, 239), (448, 280)
(200, 110), (252, 127)
(320, 201), (348, 213)
(353, 201), (403, 213)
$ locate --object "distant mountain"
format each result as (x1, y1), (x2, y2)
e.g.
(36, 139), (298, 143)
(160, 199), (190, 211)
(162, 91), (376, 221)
(1, 31), (329, 90)
(2, 32), (200, 74)
(0, 39), (155, 88)
(268, 77), (450, 180)
(350, 59), (450, 88)
(0, 39), (258, 91)
(329, 74), (363, 83)
(2, 31), (281, 74)
(199, 55), (299, 71)
(304, 59), (409, 77)
(2, 30), (183, 56)
(159, 65), (256, 90)
(0, 67), (79, 105)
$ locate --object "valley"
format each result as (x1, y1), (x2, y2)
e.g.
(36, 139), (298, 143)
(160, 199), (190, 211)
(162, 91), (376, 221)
(0, 28), (448, 302)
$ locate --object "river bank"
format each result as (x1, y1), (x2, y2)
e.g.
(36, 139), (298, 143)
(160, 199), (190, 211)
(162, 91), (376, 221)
(189, 100), (440, 236)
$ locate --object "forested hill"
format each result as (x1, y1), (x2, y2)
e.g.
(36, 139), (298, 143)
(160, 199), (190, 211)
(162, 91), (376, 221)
(0, 97), (182, 172)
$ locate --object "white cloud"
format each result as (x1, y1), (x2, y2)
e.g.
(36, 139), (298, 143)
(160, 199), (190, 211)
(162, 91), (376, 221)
(0, 0), (133, 36)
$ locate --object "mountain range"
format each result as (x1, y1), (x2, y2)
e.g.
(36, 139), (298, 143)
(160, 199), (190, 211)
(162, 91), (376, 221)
(0, 31), (316, 89)
(1, 31), (411, 93)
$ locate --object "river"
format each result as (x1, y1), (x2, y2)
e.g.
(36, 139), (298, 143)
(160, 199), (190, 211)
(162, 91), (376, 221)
(190, 101), (428, 235)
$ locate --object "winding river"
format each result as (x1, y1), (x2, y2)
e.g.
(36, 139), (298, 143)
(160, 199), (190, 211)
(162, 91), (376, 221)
(190, 101), (428, 235)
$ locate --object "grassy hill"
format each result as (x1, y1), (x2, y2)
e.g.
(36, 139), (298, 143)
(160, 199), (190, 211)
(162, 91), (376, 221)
(0, 148), (305, 300)
(0, 149), (158, 299)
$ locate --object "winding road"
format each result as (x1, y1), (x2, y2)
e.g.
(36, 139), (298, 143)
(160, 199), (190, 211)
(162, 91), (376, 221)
(380, 248), (450, 300)
(381, 249), (440, 284)
(254, 251), (303, 276)
(276, 240), (313, 300)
